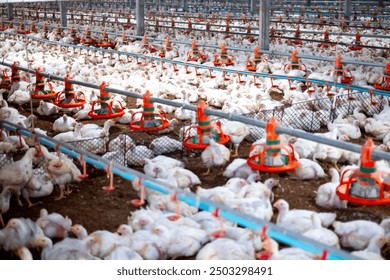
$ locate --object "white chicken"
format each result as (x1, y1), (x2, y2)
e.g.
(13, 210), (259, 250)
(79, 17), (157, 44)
(36, 208), (72, 239)
(303, 214), (340, 248)
(36, 100), (59, 116)
(149, 136), (182, 155)
(223, 158), (259, 179)
(80, 119), (115, 138)
(316, 168), (347, 209)
(53, 114), (77, 132)
(143, 156), (185, 178)
(290, 158), (326, 180)
(221, 121), (250, 157)
(201, 138), (230, 175)
(364, 118), (390, 140)
(351, 234), (387, 260)
(53, 122), (83, 143)
(327, 120), (361, 139)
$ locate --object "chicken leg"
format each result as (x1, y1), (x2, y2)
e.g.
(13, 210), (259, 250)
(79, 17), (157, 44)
(333, 162), (340, 173)
(202, 168), (211, 176)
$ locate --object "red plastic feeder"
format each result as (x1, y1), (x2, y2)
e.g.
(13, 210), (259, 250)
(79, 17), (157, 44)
(374, 62), (390, 91)
(129, 90), (171, 132)
(88, 82), (125, 119)
(183, 101), (230, 150)
(69, 26), (80, 44)
(54, 74), (86, 108)
(98, 29), (115, 48)
(187, 40), (208, 63)
(334, 55), (353, 84)
(0, 20), (7, 31)
(246, 46), (262, 72)
(214, 44), (234, 67)
(245, 25), (255, 43)
(247, 117), (299, 173)
(336, 139), (390, 206)
(141, 35), (156, 53)
(349, 33), (363, 51)
(17, 22), (30, 35)
(31, 68), (56, 99)
(0, 70), (11, 90)
(284, 50), (307, 72)
(81, 28), (97, 46)
(318, 30), (335, 49)
(288, 28), (302, 45)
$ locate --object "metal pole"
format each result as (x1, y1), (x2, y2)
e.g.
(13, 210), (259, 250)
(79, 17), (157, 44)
(306, 0), (311, 6)
(344, 0), (351, 18)
(258, 0), (270, 51)
(250, 0), (256, 14)
(183, 0), (188, 12)
(7, 3), (14, 21)
(378, 0), (385, 8)
(136, 0), (145, 36)
(59, 1), (67, 27)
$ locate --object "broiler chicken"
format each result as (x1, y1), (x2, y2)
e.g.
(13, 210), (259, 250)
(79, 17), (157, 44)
(36, 208), (72, 239)
(221, 121), (250, 157)
(316, 168), (347, 209)
(327, 120), (361, 139)
(201, 138), (230, 175)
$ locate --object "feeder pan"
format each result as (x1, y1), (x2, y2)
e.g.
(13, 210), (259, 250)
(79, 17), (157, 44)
(187, 40), (208, 63)
(247, 117), (299, 173)
(141, 35), (157, 53)
(318, 30), (335, 49)
(0, 70), (11, 90)
(246, 46), (262, 72)
(334, 55), (353, 84)
(97, 30), (115, 48)
(348, 33), (363, 51)
(214, 44), (234, 67)
(31, 68), (56, 99)
(284, 50), (307, 72)
(88, 82), (125, 119)
(69, 26), (80, 44)
(81, 28), (97, 46)
(336, 139), (390, 206)
(54, 74), (86, 108)
(289, 29), (302, 45)
(0, 21), (8, 31)
(373, 62), (390, 91)
(129, 90), (171, 132)
(17, 22), (30, 35)
(183, 101), (230, 150)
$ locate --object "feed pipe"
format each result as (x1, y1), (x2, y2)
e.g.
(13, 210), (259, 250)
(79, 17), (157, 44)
(2, 62), (390, 162)
(0, 120), (360, 260)
(1, 28), (388, 69)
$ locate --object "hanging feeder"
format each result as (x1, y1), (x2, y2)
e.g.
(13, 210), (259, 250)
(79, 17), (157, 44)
(336, 139), (390, 206)
(284, 50), (307, 72)
(88, 82), (125, 119)
(141, 35), (156, 53)
(349, 32), (363, 51)
(0, 20), (7, 31)
(129, 90), (171, 132)
(318, 30), (335, 49)
(31, 68), (56, 100)
(0, 70), (11, 90)
(121, 31), (129, 46)
(374, 62), (390, 91)
(183, 101), (230, 150)
(288, 28), (302, 45)
(81, 27), (97, 46)
(123, 16), (132, 29)
(246, 46), (263, 72)
(69, 26), (80, 44)
(54, 74), (86, 108)
(97, 29), (115, 48)
(247, 117), (299, 173)
(245, 25), (255, 43)
(334, 54), (353, 84)
(187, 40), (208, 63)
(30, 21), (37, 33)
(214, 43), (234, 67)
(17, 21), (30, 35)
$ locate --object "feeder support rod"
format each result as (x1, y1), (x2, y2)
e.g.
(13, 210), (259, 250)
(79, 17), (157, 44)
(344, 0), (352, 19)
(136, 0), (145, 36)
(7, 3), (14, 21)
(59, 1), (67, 27)
(258, 0), (270, 51)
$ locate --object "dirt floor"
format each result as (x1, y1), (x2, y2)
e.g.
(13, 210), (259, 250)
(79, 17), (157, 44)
(1, 98), (389, 260)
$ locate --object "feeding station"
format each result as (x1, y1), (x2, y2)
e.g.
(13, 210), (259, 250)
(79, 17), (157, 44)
(141, 35), (156, 53)
(69, 26), (80, 44)
(246, 46), (263, 72)
(31, 68), (56, 99)
(97, 29), (115, 48)
(54, 74), (86, 109)
(336, 139), (390, 206)
(349, 33), (363, 51)
(17, 21), (30, 35)
(183, 101), (230, 150)
(0, 20), (7, 31)
(318, 30), (335, 49)
(374, 62), (390, 91)
(247, 117), (299, 173)
(0, 62), (23, 91)
(81, 28), (97, 46)
(214, 44), (234, 67)
(289, 28), (302, 45)
(284, 50), (307, 72)
(88, 82), (125, 119)
(333, 55), (353, 84)
(187, 40), (208, 63)
(129, 90), (171, 132)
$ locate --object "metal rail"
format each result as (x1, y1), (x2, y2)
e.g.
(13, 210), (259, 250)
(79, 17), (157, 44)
(0, 119), (361, 260)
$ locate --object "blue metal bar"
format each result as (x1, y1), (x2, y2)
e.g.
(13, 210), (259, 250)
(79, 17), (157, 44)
(0, 120), (361, 260)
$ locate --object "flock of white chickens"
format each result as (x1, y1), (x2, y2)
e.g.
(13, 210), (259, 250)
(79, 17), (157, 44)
(0, 6), (390, 260)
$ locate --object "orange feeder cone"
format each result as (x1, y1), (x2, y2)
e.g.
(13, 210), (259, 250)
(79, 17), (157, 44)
(88, 82), (125, 119)
(187, 40), (207, 63)
(246, 46), (262, 72)
(247, 117), (299, 173)
(54, 74), (86, 108)
(336, 139), (390, 206)
(121, 31), (128, 45)
(98, 29), (115, 48)
(374, 62), (390, 91)
(183, 101), (230, 150)
(129, 90), (171, 132)
(284, 50), (307, 72)
(349, 32), (363, 51)
(81, 27), (97, 46)
(214, 43), (234, 67)
(165, 37), (172, 52)
(31, 68), (56, 99)
(334, 55), (353, 84)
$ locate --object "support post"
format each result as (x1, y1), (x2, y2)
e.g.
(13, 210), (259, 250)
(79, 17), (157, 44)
(258, 0), (270, 51)
(7, 3), (14, 21)
(306, 0), (311, 6)
(344, 0), (351, 19)
(136, 0), (145, 37)
(183, 0), (188, 11)
(378, 0), (385, 8)
(59, 1), (67, 27)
